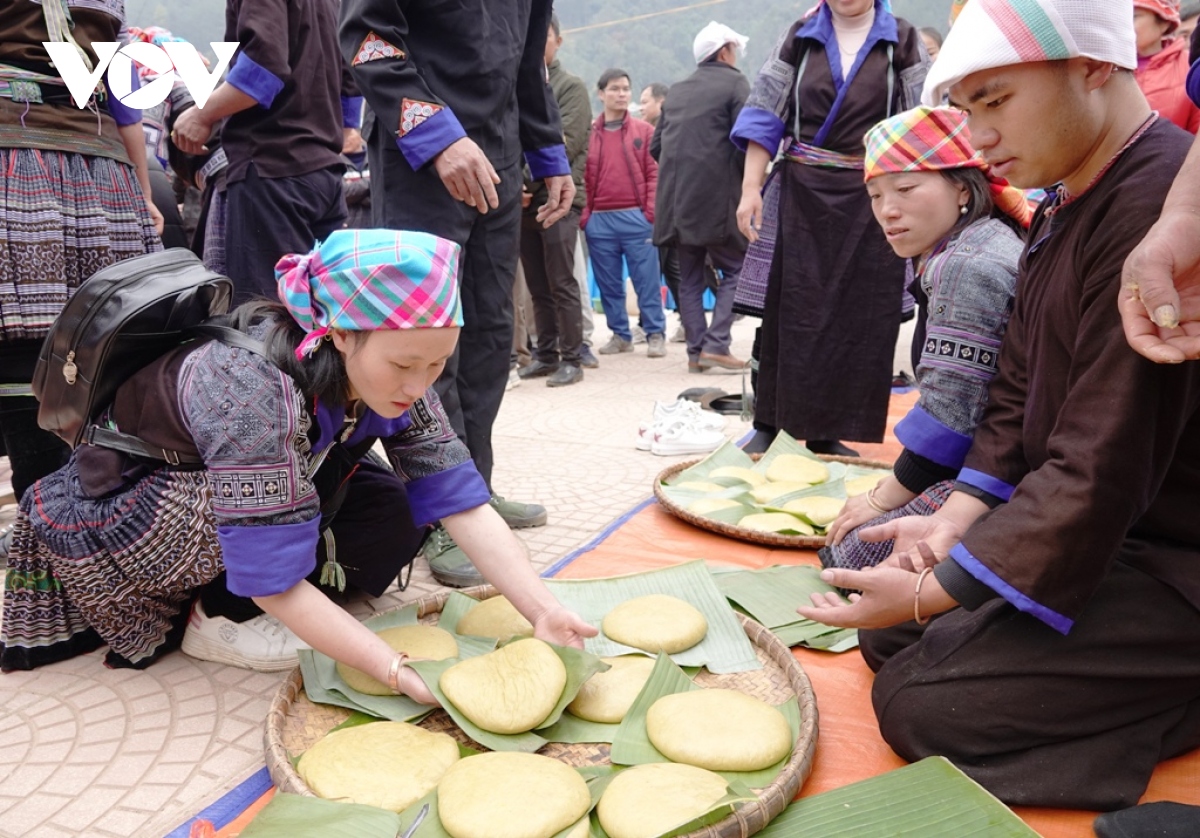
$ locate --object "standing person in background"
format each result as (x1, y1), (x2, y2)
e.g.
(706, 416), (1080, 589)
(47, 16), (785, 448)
(640, 80), (685, 343)
(732, 0), (929, 457)
(1133, 0), (1200, 133)
(0, 0), (163, 562)
(583, 69), (667, 359)
(519, 14), (591, 388)
(653, 22), (751, 374)
(173, 0), (356, 304)
(339, 0), (575, 588)
(919, 27), (943, 61)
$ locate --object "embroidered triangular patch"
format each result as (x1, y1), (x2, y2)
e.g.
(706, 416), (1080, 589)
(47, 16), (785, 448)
(353, 31), (406, 65)
(399, 98), (443, 137)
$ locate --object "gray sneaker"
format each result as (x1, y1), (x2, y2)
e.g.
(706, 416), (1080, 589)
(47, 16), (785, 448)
(670, 323), (687, 343)
(598, 335), (634, 355)
(578, 344), (600, 369)
(631, 325), (647, 345)
(647, 333), (667, 358)
(489, 494), (548, 528)
(422, 526), (485, 588)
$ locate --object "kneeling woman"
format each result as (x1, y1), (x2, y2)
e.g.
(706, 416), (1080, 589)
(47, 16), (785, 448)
(1, 230), (595, 703)
(822, 106), (1029, 570)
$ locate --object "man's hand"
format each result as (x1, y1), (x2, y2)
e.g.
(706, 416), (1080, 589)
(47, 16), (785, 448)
(342, 127), (364, 155)
(736, 187), (763, 244)
(433, 137), (500, 214)
(1121, 210), (1200, 363)
(536, 175), (576, 227)
(797, 565), (921, 629)
(171, 106), (215, 155)
(860, 513), (963, 571)
(531, 605), (598, 650)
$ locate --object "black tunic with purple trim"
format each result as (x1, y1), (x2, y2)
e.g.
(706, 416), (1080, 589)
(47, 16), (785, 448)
(1, 333), (489, 670)
(934, 120), (1200, 633)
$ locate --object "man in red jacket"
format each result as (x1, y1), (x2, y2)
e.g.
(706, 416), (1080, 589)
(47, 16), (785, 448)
(582, 69), (667, 358)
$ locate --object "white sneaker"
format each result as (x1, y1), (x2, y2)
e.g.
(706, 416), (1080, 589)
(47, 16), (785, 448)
(181, 601), (307, 672)
(636, 399), (725, 449)
(650, 418), (727, 457)
(506, 367), (521, 390)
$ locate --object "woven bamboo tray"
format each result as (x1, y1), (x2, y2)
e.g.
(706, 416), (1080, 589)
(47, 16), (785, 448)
(265, 586), (818, 838)
(654, 454), (892, 549)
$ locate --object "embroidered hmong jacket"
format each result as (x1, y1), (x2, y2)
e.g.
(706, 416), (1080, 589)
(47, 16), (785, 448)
(932, 121), (1200, 634)
(890, 219), (1022, 494)
(338, 0), (568, 179)
(93, 329), (489, 599)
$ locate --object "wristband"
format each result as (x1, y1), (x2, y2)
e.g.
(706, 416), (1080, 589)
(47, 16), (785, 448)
(387, 652), (409, 694)
(866, 485), (889, 514)
(914, 567), (934, 626)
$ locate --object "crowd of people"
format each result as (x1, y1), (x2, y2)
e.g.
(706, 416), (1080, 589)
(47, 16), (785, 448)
(2, 0), (1200, 830)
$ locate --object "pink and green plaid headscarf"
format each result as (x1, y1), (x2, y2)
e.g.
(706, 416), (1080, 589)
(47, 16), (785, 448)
(863, 106), (1033, 228)
(276, 229), (463, 360)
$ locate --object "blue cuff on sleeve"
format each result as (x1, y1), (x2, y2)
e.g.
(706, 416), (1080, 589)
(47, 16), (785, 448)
(957, 468), (1016, 502)
(406, 460), (491, 527)
(949, 544), (1074, 634)
(105, 63), (142, 126)
(894, 405), (974, 470)
(226, 53), (286, 108)
(342, 95), (364, 129)
(730, 106), (785, 154)
(397, 108), (468, 170)
(218, 518), (319, 598)
(1188, 58), (1200, 108)
(525, 145), (570, 180)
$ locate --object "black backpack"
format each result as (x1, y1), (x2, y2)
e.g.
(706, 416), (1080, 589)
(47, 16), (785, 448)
(33, 248), (261, 465)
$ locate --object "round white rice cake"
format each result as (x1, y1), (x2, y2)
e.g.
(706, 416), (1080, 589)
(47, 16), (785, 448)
(602, 595), (708, 654)
(567, 655), (656, 723)
(674, 480), (727, 493)
(297, 722), (459, 812)
(686, 497), (742, 515)
(845, 473), (887, 497)
(709, 466), (766, 486)
(456, 595), (534, 643)
(779, 496), (844, 528)
(597, 762), (729, 838)
(646, 688), (793, 771)
(336, 624), (459, 695)
(738, 512), (815, 535)
(765, 454), (829, 485)
(437, 752), (591, 838)
(439, 638), (566, 734)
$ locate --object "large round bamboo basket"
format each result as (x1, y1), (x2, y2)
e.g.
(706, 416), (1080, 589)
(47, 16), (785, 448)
(265, 586), (818, 837)
(654, 454), (892, 549)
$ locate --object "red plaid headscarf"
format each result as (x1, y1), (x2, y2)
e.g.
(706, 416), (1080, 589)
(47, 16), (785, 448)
(1134, 0), (1182, 33)
(863, 106), (1033, 229)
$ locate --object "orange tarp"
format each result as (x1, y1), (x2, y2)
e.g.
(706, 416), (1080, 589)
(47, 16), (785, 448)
(553, 391), (1200, 837)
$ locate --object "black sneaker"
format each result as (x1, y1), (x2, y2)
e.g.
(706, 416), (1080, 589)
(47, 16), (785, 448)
(547, 364), (583, 387)
(578, 345), (600, 369)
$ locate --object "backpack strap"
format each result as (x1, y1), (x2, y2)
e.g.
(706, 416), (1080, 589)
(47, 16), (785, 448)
(82, 324), (269, 466)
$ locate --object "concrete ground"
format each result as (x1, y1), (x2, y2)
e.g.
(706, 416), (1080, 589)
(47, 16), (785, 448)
(0, 316), (915, 838)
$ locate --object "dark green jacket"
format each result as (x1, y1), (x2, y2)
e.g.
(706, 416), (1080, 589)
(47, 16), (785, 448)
(528, 59), (590, 211)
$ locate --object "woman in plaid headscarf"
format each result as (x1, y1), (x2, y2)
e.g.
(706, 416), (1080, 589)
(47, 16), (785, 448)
(2, 229), (595, 695)
(822, 106), (1027, 573)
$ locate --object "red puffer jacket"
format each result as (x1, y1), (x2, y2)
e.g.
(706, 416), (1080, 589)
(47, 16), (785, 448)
(581, 113), (658, 228)
(1136, 37), (1200, 134)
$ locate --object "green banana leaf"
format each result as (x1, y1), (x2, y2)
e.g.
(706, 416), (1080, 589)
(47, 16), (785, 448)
(238, 793), (401, 838)
(586, 771), (758, 838)
(755, 757), (1040, 837)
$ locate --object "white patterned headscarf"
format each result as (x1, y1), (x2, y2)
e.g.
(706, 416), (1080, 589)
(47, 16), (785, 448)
(923, 0), (1137, 105)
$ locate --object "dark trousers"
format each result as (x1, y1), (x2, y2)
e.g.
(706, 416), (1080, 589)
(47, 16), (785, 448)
(861, 560), (1200, 810)
(676, 243), (744, 360)
(224, 163), (348, 303)
(660, 246), (681, 311)
(520, 209), (583, 365)
(201, 459), (426, 621)
(369, 133), (523, 487)
(0, 340), (70, 502)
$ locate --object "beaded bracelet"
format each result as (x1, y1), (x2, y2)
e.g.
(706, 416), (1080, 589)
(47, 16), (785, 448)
(914, 567), (934, 626)
(387, 652), (409, 694)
